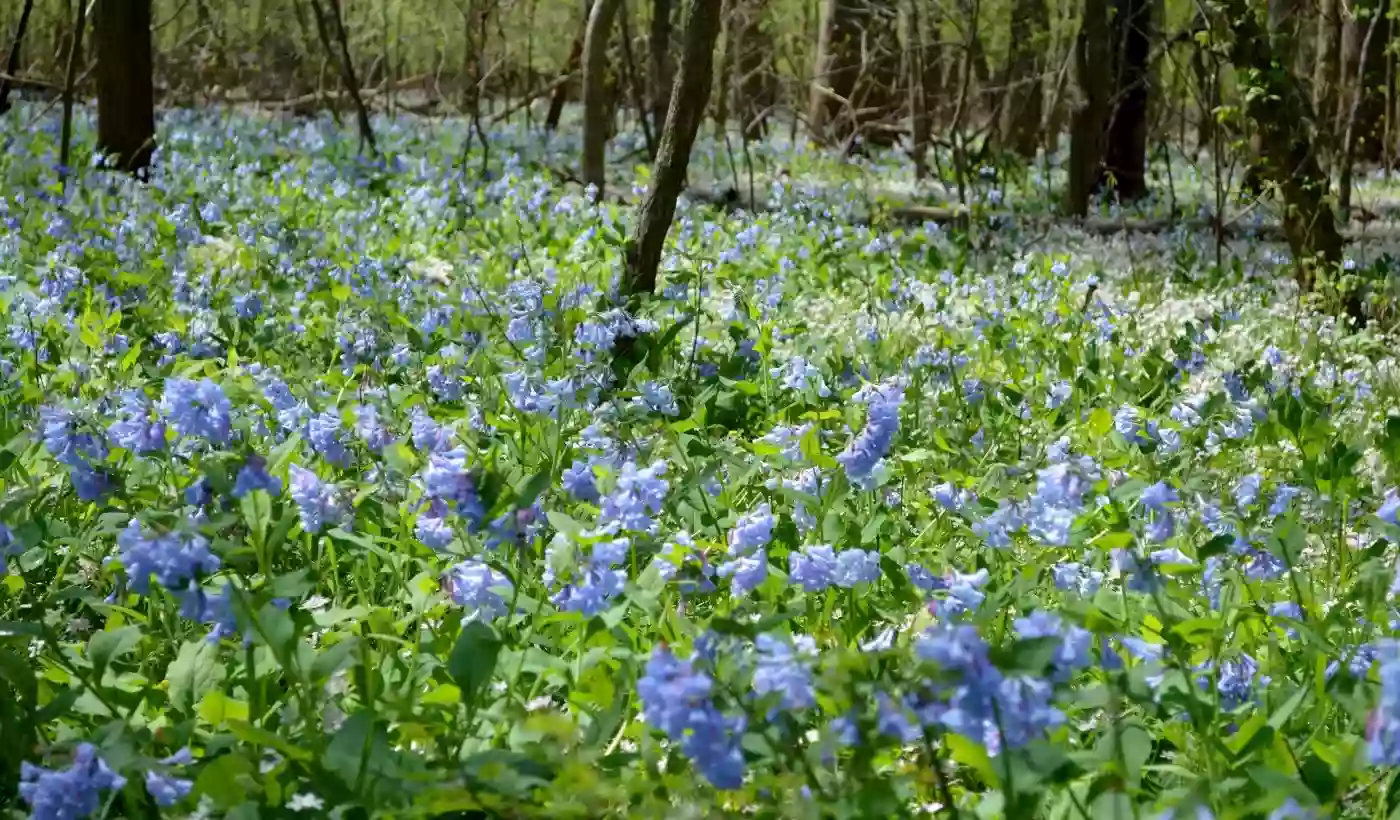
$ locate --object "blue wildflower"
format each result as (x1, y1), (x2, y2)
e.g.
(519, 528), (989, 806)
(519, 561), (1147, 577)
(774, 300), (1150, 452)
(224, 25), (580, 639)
(445, 560), (513, 620)
(728, 504), (774, 555)
(107, 391), (166, 453)
(287, 465), (346, 534)
(790, 544), (837, 591)
(421, 449), (485, 527)
(307, 410), (349, 466)
(836, 380), (903, 489)
(1235, 474), (1263, 510)
(117, 520), (220, 597)
(145, 768), (193, 807)
(598, 460), (669, 532)
(1268, 484), (1301, 517)
(833, 548), (881, 587)
(1380, 489), (1400, 526)
(561, 459), (599, 502)
(638, 646), (746, 789)
(718, 551), (768, 598)
(161, 378), (232, 444)
(416, 500), (454, 550)
(232, 455), (281, 497)
(19, 744), (127, 820)
(752, 634), (817, 712)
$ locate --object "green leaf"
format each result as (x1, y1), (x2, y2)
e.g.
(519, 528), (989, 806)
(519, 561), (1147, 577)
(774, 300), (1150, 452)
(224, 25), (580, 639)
(515, 469), (552, 508)
(448, 622), (502, 711)
(88, 626), (143, 674)
(166, 639), (226, 714)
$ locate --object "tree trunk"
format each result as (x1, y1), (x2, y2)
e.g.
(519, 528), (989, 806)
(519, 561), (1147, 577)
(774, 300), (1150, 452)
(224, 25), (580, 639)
(906, 0), (930, 176)
(1226, 0), (1344, 291)
(1340, 0), (1389, 164)
(94, 0), (156, 174)
(732, 0), (773, 139)
(808, 0), (856, 141)
(1100, 0), (1152, 200)
(1340, 2), (1385, 213)
(307, 0), (377, 155)
(1314, 0), (1343, 146)
(648, 0), (673, 136)
(624, 0), (724, 296)
(582, 0), (622, 197)
(0, 0), (36, 115)
(58, 0), (88, 189)
(546, 6), (588, 133)
(713, 0), (731, 137)
(1001, 0), (1046, 158)
(1065, 0), (1110, 215)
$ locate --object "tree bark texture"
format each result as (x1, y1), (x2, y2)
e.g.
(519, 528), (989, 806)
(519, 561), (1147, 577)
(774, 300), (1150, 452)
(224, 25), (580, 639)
(582, 0), (622, 197)
(1066, 0), (1110, 215)
(1100, 0), (1152, 199)
(1227, 0), (1344, 287)
(95, 0), (156, 173)
(625, 0), (724, 296)
(648, 0), (674, 136)
(1314, 0), (1343, 141)
(1339, 0), (1389, 163)
(58, 0), (88, 187)
(731, 0), (774, 139)
(905, 0), (930, 176)
(0, 0), (36, 115)
(545, 6), (588, 132)
(1002, 0), (1046, 158)
(307, 0), (378, 155)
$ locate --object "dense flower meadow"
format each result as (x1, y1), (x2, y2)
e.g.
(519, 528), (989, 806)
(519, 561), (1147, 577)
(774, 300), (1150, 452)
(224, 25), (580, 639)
(5, 104), (1400, 819)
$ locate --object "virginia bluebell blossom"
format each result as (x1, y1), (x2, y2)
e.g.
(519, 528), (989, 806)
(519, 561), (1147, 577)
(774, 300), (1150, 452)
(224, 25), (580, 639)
(598, 460), (669, 532)
(973, 500), (1022, 548)
(546, 535), (629, 615)
(728, 504), (774, 555)
(1014, 610), (1092, 680)
(718, 551), (768, 598)
(790, 544), (837, 591)
(416, 500), (454, 550)
(1268, 484), (1301, 517)
(410, 409), (455, 453)
(107, 390), (166, 453)
(288, 464), (346, 534)
(117, 520), (220, 597)
(421, 449), (486, 528)
(833, 549), (881, 587)
(161, 378), (232, 444)
(632, 380), (679, 416)
(1380, 489), (1400, 526)
(445, 560), (513, 620)
(19, 744), (127, 820)
(771, 356), (831, 397)
(752, 633), (817, 711)
(837, 380), (903, 489)
(307, 410), (349, 465)
(1235, 473), (1263, 510)
(638, 646), (746, 789)
(561, 459), (599, 502)
(232, 455), (281, 497)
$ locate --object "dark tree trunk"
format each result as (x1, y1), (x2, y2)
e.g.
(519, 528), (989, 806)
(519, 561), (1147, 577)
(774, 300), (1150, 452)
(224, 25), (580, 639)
(732, 0), (773, 139)
(95, 0), (156, 174)
(582, 0), (622, 197)
(1100, 0), (1151, 200)
(648, 0), (673, 137)
(1226, 0), (1345, 295)
(1002, 0), (1046, 158)
(307, 0), (377, 155)
(545, 6), (588, 133)
(906, 0), (930, 176)
(1314, 0), (1343, 148)
(1340, 0), (1389, 164)
(624, 0), (724, 296)
(0, 0), (36, 115)
(58, 0), (88, 189)
(1066, 0), (1110, 215)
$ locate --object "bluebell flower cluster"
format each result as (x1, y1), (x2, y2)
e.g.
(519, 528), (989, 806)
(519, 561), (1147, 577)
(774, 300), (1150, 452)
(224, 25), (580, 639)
(161, 378), (233, 444)
(914, 622), (1065, 754)
(19, 744), (127, 820)
(288, 464), (347, 534)
(445, 560), (514, 620)
(598, 460), (669, 533)
(719, 504), (775, 598)
(836, 380), (903, 489)
(638, 646), (746, 789)
(752, 633), (817, 712)
(544, 534), (629, 615)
